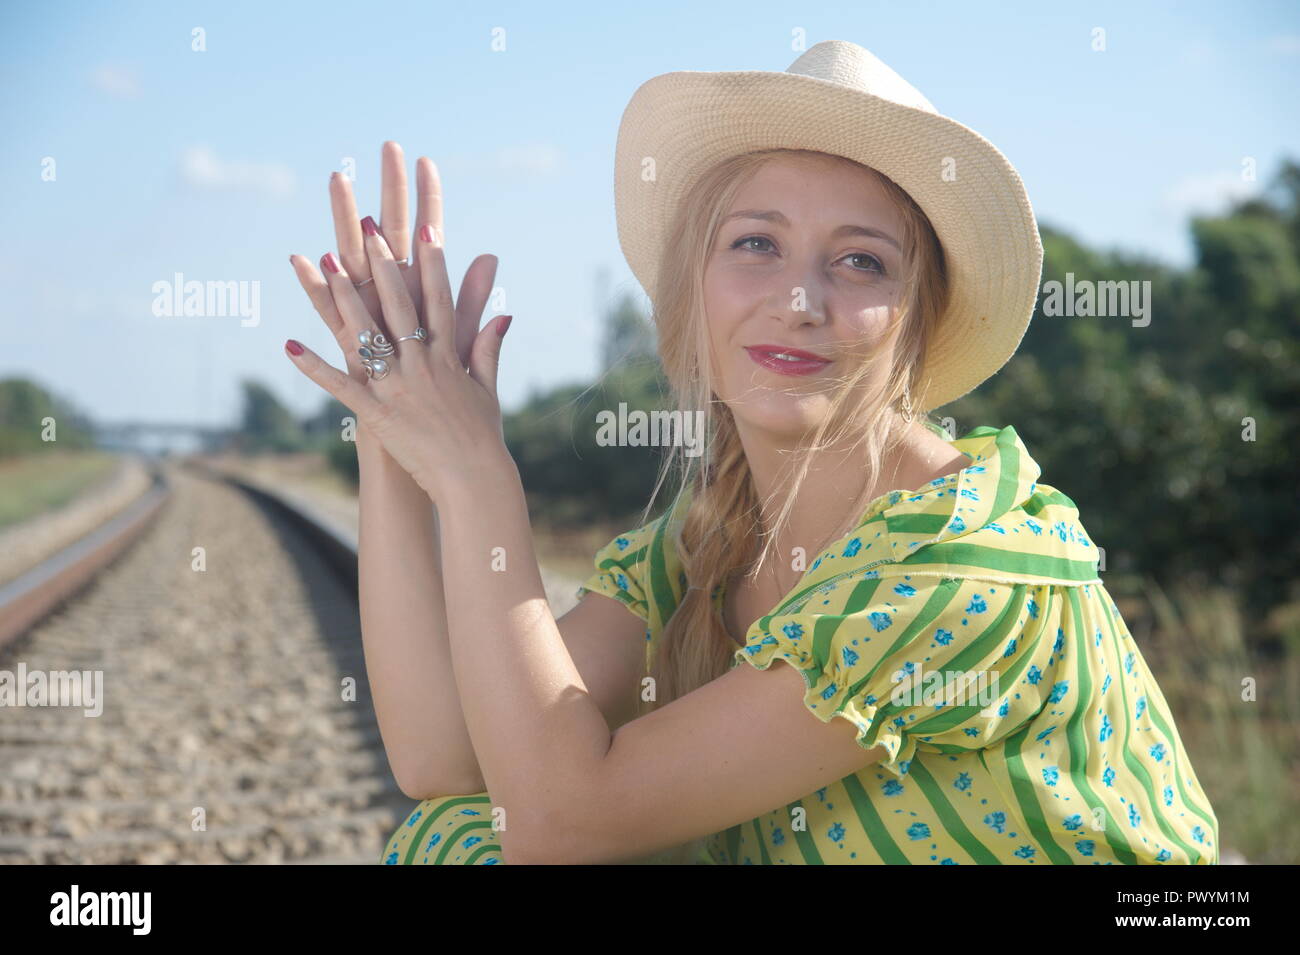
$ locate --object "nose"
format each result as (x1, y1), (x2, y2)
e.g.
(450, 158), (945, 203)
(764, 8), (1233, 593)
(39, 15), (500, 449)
(773, 267), (830, 329)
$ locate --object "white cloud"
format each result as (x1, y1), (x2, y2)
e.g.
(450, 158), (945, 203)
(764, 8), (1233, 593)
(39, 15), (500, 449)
(92, 65), (141, 98)
(180, 145), (296, 199)
(1160, 170), (1259, 218)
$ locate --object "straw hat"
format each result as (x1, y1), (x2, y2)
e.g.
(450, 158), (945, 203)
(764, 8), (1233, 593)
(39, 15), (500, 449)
(613, 39), (1044, 412)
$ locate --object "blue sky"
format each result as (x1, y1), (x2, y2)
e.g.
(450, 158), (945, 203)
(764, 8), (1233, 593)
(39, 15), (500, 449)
(1, 0), (1296, 430)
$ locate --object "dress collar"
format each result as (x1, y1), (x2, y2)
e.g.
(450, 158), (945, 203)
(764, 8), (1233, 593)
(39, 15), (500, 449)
(672, 423), (1098, 599)
(867, 423), (1042, 563)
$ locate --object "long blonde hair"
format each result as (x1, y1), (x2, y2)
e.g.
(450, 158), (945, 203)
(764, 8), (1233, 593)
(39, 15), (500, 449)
(633, 147), (951, 712)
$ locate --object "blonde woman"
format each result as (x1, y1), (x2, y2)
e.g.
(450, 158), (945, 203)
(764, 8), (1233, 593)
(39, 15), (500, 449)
(286, 41), (1218, 864)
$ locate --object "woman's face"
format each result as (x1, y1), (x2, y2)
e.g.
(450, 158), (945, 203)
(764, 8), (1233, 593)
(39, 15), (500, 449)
(702, 153), (907, 445)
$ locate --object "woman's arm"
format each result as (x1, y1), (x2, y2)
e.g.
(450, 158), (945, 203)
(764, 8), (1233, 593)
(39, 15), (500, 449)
(286, 145), (492, 798)
(432, 459), (888, 864)
(355, 423), (650, 800)
(294, 144), (653, 802)
(354, 419), (482, 798)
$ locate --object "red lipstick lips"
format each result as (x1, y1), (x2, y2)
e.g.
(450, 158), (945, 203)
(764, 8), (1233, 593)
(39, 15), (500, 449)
(744, 344), (832, 377)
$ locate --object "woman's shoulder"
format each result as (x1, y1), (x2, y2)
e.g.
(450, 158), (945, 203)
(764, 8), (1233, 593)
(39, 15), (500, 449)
(578, 490), (692, 626)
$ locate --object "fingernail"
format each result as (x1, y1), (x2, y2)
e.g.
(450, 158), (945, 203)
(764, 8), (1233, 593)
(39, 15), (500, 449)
(361, 216), (380, 237)
(285, 339), (304, 356)
(497, 315), (512, 337)
(419, 224), (437, 244)
(323, 253), (342, 274)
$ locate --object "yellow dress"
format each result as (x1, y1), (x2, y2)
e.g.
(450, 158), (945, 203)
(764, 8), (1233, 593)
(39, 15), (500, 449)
(381, 424), (1219, 864)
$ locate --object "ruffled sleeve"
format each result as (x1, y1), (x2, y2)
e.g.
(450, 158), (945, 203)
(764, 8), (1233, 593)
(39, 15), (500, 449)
(575, 525), (653, 624)
(734, 572), (1064, 779)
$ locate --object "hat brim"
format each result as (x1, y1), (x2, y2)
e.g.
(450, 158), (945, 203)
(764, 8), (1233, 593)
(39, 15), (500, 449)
(614, 67), (1044, 412)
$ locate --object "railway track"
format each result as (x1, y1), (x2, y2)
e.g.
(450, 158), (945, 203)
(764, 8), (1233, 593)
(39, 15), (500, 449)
(0, 459), (414, 864)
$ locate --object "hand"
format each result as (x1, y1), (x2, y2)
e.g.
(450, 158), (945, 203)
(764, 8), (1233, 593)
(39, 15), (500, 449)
(284, 152), (515, 499)
(288, 141), (499, 391)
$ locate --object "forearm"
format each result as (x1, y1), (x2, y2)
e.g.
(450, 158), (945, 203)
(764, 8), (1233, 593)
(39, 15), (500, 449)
(355, 423), (484, 797)
(436, 453), (612, 857)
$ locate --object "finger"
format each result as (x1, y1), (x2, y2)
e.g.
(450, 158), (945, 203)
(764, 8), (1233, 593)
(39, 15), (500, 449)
(414, 157), (443, 247)
(380, 141), (411, 263)
(468, 314), (511, 395)
(330, 171), (371, 282)
(415, 219), (457, 359)
(361, 216), (421, 341)
(453, 253), (499, 368)
(410, 157), (443, 313)
(288, 254), (345, 338)
(319, 250), (396, 374)
(283, 338), (383, 423)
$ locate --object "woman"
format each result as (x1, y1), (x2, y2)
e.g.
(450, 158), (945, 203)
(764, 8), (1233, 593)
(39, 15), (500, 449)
(285, 41), (1219, 864)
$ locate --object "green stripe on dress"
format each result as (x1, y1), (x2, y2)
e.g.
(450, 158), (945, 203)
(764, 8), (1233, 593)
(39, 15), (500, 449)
(884, 512), (951, 537)
(724, 822), (741, 864)
(906, 757), (1003, 863)
(993, 588), (1074, 864)
(647, 515), (680, 629)
(750, 818), (773, 864)
(843, 580), (966, 738)
(463, 842), (503, 865)
(842, 574), (884, 615)
(788, 800), (825, 864)
(404, 794), (492, 865)
(898, 541), (1099, 581)
(435, 820), (496, 865)
(1022, 489), (1079, 515)
(990, 426), (1022, 519)
(842, 772), (909, 863)
(805, 613), (847, 686)
(903, 584), (1037, 740)
(1000, 719), (1075, 864)
(1094, 589), (1203, 864)
(987, 588), (1074, 864)
(1059, 587), (1137, 864)
(1098, 595), (1217, 855)
(595, 542), (647, 573)
(1107, 615), (1216, 862)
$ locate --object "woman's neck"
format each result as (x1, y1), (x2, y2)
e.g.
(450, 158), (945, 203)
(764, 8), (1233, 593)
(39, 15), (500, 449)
(734, 418), (970, 585)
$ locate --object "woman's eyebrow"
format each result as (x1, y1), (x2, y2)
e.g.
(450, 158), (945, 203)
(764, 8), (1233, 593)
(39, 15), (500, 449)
(722, 209), (900, 250)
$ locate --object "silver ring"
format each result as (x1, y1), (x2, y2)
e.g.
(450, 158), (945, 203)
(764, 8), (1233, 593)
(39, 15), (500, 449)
(394, 327), (429, 345)
(352, 258), (411, 288)
(358, 329), (395, 380)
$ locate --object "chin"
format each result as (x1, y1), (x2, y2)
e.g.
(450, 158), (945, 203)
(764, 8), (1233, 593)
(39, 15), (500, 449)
(728, 393), (832, 443)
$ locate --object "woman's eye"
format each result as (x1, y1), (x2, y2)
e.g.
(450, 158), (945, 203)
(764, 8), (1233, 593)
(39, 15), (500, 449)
(845, 253), (886, 275)
(730, 236), (885, 276)
(731, 235), (773, 253)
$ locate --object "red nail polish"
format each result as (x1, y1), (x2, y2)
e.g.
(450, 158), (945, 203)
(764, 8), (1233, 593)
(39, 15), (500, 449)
(323, 253), (341, 274)
(285, 339), (304, 356)
(419, 224), (436, 244)
(361, 216), (380, 237)
(497, 315), (512, 337)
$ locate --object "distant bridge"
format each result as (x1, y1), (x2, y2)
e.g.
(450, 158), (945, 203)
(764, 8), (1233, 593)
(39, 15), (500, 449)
(92, 421), (238, 455)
